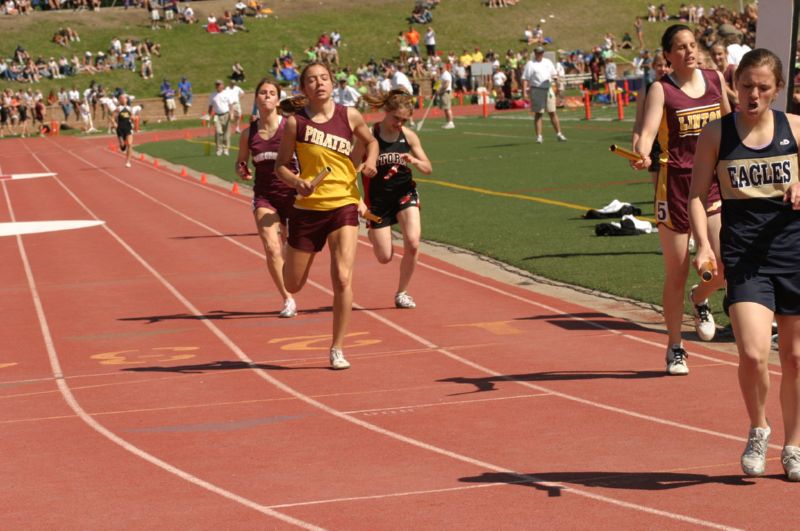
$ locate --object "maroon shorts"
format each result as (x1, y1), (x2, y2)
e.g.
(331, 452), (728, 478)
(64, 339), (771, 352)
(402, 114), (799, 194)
(654, 167), (721, 233)
(252, 193), (295, 225)
(287, 203), (359, 253)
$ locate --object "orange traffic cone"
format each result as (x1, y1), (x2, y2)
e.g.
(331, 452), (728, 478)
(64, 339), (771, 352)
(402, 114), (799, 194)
(111, 144), (118, 153)
(231, 182), (239, 194)
(153, 159), (159, 168)
(139, 153), (145, 161)
(200, 173), (207, 184)
(180, 167), (188, 177)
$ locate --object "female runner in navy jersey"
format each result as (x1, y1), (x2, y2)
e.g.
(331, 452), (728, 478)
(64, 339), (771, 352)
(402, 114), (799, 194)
(235, 77), (299, 318)
(360, 89), (432, 308)
(115, 94), (134, 168)
(634, 25), (731, 375)
(690, 49), (800, 481)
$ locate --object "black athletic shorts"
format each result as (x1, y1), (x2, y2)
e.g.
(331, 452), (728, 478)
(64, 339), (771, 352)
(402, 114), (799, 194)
(726, 271), (800, 315)
(368, 186), (420, 229)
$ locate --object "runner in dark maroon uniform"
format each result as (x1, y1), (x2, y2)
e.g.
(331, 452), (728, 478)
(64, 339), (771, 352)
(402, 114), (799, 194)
(634, 25), (731, 375)
(236, 77), (299, 318)
(360, 89), (431, 309)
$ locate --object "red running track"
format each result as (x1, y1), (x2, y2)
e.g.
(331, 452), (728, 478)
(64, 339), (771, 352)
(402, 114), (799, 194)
(1, 134), (796, 529)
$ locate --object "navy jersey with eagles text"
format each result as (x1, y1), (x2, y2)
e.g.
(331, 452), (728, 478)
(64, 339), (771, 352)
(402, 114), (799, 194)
(716, 111), (800, 275)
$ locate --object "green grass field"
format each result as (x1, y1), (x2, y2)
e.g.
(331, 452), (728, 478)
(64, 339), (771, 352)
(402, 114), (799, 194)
(135, 104), (727, 323)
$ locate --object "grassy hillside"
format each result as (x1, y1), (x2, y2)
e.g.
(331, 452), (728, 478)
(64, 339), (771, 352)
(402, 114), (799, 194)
(1, 0), (742, 99)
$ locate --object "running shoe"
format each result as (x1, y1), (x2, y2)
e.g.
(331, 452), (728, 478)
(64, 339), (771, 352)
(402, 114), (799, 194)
(689, 285), (716, 341)
(782, 446), (800, 481)
(395, 291), (416, 309)
(125, 161), (131, 168)
(279, 298), (297, 318)
(741, 425), (771, 476)
(535, 135), (543, 144)
(556, 133), (567, 142)
(442, 122), (455, 129)
(329, 347), (350, 370)
(665, 345), (689, 375)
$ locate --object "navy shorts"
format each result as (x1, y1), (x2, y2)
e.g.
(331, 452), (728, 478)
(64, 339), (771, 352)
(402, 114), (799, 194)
(287, 203), (358, 253)
(726, 271), (800, 315)
(368, 187), (420, 229)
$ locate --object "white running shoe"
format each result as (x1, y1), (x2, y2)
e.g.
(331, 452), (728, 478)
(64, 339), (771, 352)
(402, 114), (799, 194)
(125, 161), (131, 168)
(665, 345), (689, 375)
(395, 291), (416, 309)
(689, 285), (716, 341)
(223, 149), (230, 156)
(329, 347), (350, 370)
(535, 135), (543, 144)
(442, 122), (455, 129)
(279, 298), (297, 318)
(556, 133), (567, 142)
(741, 425), (771, 476)
(782, 446), (800, 481)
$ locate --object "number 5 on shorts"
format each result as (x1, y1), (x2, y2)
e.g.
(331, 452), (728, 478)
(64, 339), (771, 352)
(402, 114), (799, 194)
(656, 200), (669, 223)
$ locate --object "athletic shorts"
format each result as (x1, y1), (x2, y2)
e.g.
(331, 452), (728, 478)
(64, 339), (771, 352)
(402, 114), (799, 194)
(654, 167), (721, 234)
(726, 271), (800, 315)
(117, 125), (132, 139)
(252, 193), (295, 225)
(530, 86), (555, 113)
(287, 203), (358, 253)
(367, 186), (419, 229)
(165, 98), (176, 110)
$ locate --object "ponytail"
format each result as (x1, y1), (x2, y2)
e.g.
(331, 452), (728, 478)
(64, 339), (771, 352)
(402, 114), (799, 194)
(279, 95), (308, 114)
(362, 88), (414, 112)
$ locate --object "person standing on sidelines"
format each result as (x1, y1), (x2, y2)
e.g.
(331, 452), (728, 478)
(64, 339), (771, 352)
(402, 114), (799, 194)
(634, 24), (731, 375)
(178, 76), (193, 115)
(332, 78), (361, 108)
(275, 62), (378, 370)
(521, 46), (567, 143)
(115, 94), (134, 168)
(359, 89), (431, 309)
(689, 48), (800, 481)
(207, 80), (232, 156)
(236, 77), (299, 318)
(225, 79), (245, 133)
(438, 65), (454, 129)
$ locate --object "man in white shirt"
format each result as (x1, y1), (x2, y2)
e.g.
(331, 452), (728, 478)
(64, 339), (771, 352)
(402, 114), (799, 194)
(521, 46), (566, 143)
(207, 79), (232, 156)
(224, 79), (245, 133)
(437, 65), (454, 129)
(332, 78), (361, 107)
(387, 63), (413, 95)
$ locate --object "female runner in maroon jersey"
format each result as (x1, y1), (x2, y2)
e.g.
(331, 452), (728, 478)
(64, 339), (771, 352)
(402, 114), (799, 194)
(634, 25), (731, 375)
(235, 77), (299, 318)
(360, 89), (432, 309)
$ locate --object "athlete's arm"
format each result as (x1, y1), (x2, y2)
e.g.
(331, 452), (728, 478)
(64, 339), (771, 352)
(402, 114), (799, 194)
(235, 125), (251, 179)
(688, 120), (721, 276)
(348, 107), (378, 178)
(785, 113), (800, 210)
(715, 70), (732, 116)
(401, 127), (432, 174)
(275, 115), (313, 196)
(634, 80), (665, 169)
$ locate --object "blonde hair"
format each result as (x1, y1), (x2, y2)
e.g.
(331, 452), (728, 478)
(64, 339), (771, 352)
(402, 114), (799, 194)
(361, 88), (414, 112)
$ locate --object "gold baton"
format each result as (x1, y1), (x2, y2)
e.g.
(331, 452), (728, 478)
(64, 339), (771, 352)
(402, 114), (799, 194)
(609, 144), (643, 162)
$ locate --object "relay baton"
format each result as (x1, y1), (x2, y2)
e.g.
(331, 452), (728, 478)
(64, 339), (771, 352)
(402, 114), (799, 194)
(609, 144), (643, 162)
(699, 261), (714, 282)
(310, 166), (332, 188)
(362, 211), (382, 223)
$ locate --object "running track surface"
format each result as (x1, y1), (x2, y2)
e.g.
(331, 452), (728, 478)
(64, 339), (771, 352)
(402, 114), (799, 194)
(1, 133), (796, 530)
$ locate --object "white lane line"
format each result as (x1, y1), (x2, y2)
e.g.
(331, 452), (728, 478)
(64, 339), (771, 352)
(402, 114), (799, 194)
(16, 145), (321, 530)
(45, 142), (744, 529)
(343, 392), (551, 415)
(0, 220), (105, 237)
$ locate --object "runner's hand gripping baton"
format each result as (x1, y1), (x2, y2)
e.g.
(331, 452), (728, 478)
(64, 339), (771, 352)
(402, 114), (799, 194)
(699, 261), (714, 282)
(362, 211), (382, 223)
(609, 144), (644, 162)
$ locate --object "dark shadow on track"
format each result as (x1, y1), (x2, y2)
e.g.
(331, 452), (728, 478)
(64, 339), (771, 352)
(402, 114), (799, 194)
(459, 471), (755, 496)
(122, 360), (321, 373)
(118, 307), (332, 323)
(438, 370), (666, 394)
(170, 233), (258, 240)
(516, 312), (651, 331)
